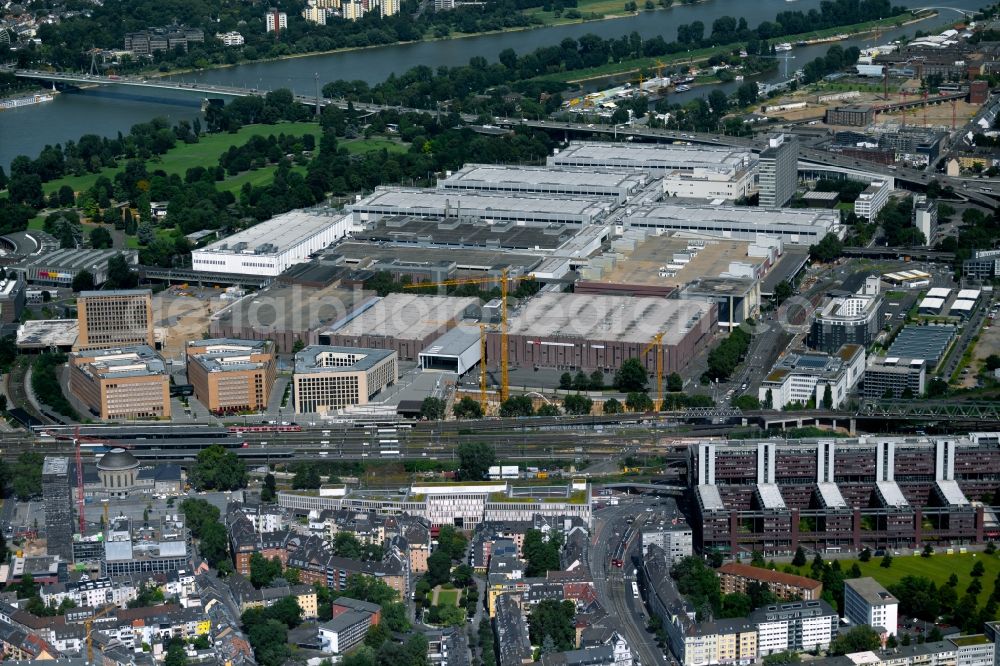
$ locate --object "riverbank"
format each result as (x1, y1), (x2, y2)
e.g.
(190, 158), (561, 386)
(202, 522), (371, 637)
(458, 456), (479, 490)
(557, 11), (935, 85)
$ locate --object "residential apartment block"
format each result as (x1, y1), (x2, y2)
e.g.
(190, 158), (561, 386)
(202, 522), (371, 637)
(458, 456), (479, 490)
(717, 563), (823, 601)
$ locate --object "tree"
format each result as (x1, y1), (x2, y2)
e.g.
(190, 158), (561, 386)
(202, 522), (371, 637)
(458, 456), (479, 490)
(528, 599), (576, 652)
(971, 561), (985, 577)
(364, 622), (390, 649)
(774, 280), (794, 305)
(809, 232), (844, 263)
(563, 393), (593, 415)
(453, 397), (483, 419)
(189, 445), (246, 491)
(499, 395), (533, 418)
(536, 403), (561, 416)
(165, 640), (188, 666)
(829, 626), (882, 656)
(72, 270), (95, 292)
(11, 451), (44, 500)
(822, 384), (833, 410)
(732, 395), (760, 410)
(426, 550), (452, 588)
(292, 464), (321, 490)
(89, 226), (113, 249)
(247, 619), (289, 666)
(572, 370), (590, 391)
(859, 548), (871, 562)
(198, 521), (229, 569)
(105, 253), (138, 289)
(589, 370), (604, 389)
(436, 525), (468, 560)
(523, 529), (561, 577)
(180, 498), (221, 537)
(626, 392), (653, 412)
(457, 442), (495, 481)
(880, 554), (893, 568)
(559, 372), (573, 390)
(666, 372), (683, 392)
(602, 398), (623, 414)
(261, 473), (276, 502)
(614, 358), (648, 391)
(419, 397), (446, 420)
(250, 553), (284, 588)
(792, 546), (807, 567)
(922, 544), (934, 558)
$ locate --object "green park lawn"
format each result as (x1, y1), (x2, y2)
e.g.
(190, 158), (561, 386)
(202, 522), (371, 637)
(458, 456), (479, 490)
(435, 588), (462, 607)
(342, 138), (409, 155)
(789, 552), (1000, 605)
(39, 121), (323, 196)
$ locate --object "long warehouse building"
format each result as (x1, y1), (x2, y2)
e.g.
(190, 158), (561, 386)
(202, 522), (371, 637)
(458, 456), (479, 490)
(346, 187), (612, 226)
(438, 164), (650, 203)
(548, 141), (757, 175)
(488, 292), (716, 374)
(192, 208), (351, 277)
(626, 205), (842, 243)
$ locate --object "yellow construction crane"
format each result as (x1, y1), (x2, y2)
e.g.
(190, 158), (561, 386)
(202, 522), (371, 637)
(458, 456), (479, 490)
(405, 268), (536, 403)
(640, 332), (665, 410)
(86, 605), (116, 661)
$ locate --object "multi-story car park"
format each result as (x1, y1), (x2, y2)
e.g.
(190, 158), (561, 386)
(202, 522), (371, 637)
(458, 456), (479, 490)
(688, 434), (1000, 556)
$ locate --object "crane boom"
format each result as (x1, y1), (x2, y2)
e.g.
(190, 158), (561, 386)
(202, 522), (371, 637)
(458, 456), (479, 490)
(405, 268), (535, 403)
(640, 332), (665, 410)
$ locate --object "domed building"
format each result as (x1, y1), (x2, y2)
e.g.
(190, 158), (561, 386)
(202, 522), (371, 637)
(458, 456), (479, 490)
(96, 448), (140, 498)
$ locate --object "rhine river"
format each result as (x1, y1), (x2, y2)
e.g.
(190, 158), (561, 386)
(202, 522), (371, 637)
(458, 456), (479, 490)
(0, 0), (987, 168)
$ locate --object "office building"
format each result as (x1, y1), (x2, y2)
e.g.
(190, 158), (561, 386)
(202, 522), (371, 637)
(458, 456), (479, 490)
(626, 205), (840, 244)
(809, 277), (884, 352)
(265, 8), (287, 32)
(192, 208), (350, 277)
(640, 519), (693, 562)
(844, 577), (898, 636)
(718, 564), (822, 601)
(492, 292), (716, 375)
(318, 611), (373, 654)
(854, 181), (892, 221)
(186, 339), (276, 415)
(758, 135), (798, 208)
(292, 346), (397, 414)
(69, 346), (171, 420)
(861, 356), (926, 399)
(963, 249), (1000, 280)
(42, 457), (73, 559)
(825, 105), (876, 127)
(751, 600), (839, 655)
(0, 274), (26, 324)
(758, 344), (865, 410)
(76, 289), (154, 350)
(547, 141), (757, 177)
(913, 195), (937, 245)
(679, 277), (761, 330)
(103, 514), (190, 575)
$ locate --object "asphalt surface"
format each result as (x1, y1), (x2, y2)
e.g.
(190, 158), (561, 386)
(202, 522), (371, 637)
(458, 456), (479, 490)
(592, 499), (668, 666)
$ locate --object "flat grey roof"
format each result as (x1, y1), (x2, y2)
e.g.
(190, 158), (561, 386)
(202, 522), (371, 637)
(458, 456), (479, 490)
(762, 248), (810, 295)
(329, 241), (543, 273)
(887, 324), (956, 365)
(17, 248), (138, 271)
(16, 319), (79, 348)
(211, 283), (375, 334)
(441, 164), (647, 192)
(197, 208), (347, 256)
(294, 346), (396, 373)
(505, 292), (713, 346)
(348, 187), (611, 223)
(628, 204), (840, 230)
(549, 141), (755, 172)
(325, 293), (480, 341)
(79, 289), (151, 298)
(72, 345), (166, 379)
(187, 339), (272, 373)
(419, 324), (481, 358)
(43, 457), (69, 475)
(846, 577), (898, 606)
(355, 216), (577, 251)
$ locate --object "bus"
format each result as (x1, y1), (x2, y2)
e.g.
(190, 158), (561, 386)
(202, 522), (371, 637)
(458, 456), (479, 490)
(379, 440), (399, 446)
(380, 450), (400, 457)
(632, 582), (640, 598)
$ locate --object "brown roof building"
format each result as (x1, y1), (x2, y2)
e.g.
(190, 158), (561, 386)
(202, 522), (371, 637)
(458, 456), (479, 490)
(186, 339), (276, 415)
(69, 345), (170, 420)
(717, 563), (822, 601)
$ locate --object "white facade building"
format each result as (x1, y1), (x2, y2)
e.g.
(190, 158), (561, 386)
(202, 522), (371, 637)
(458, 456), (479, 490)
(661, 166), (757, 200)
(626, 205), (842, 244)
(216, 31), (245, 46)
(844, 577), (899, 637)
(854, 181), (892, 221)
(265, 9), (287, 32)
(192, 209), (350, 277)
(758, 344), (866, 410)
(302, 2), (327, 24)
(750, 600), (838, 655)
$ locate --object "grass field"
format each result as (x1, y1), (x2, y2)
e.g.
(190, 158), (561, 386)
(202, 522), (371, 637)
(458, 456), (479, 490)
(40, 121), (323, 196)
(435, 588), (461, 606)
(789, 552), (1000, 602)
(342, 138), (409, 155)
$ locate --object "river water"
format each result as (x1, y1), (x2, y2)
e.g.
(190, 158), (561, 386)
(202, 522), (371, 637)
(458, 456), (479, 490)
(0, 0), (987, 168)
